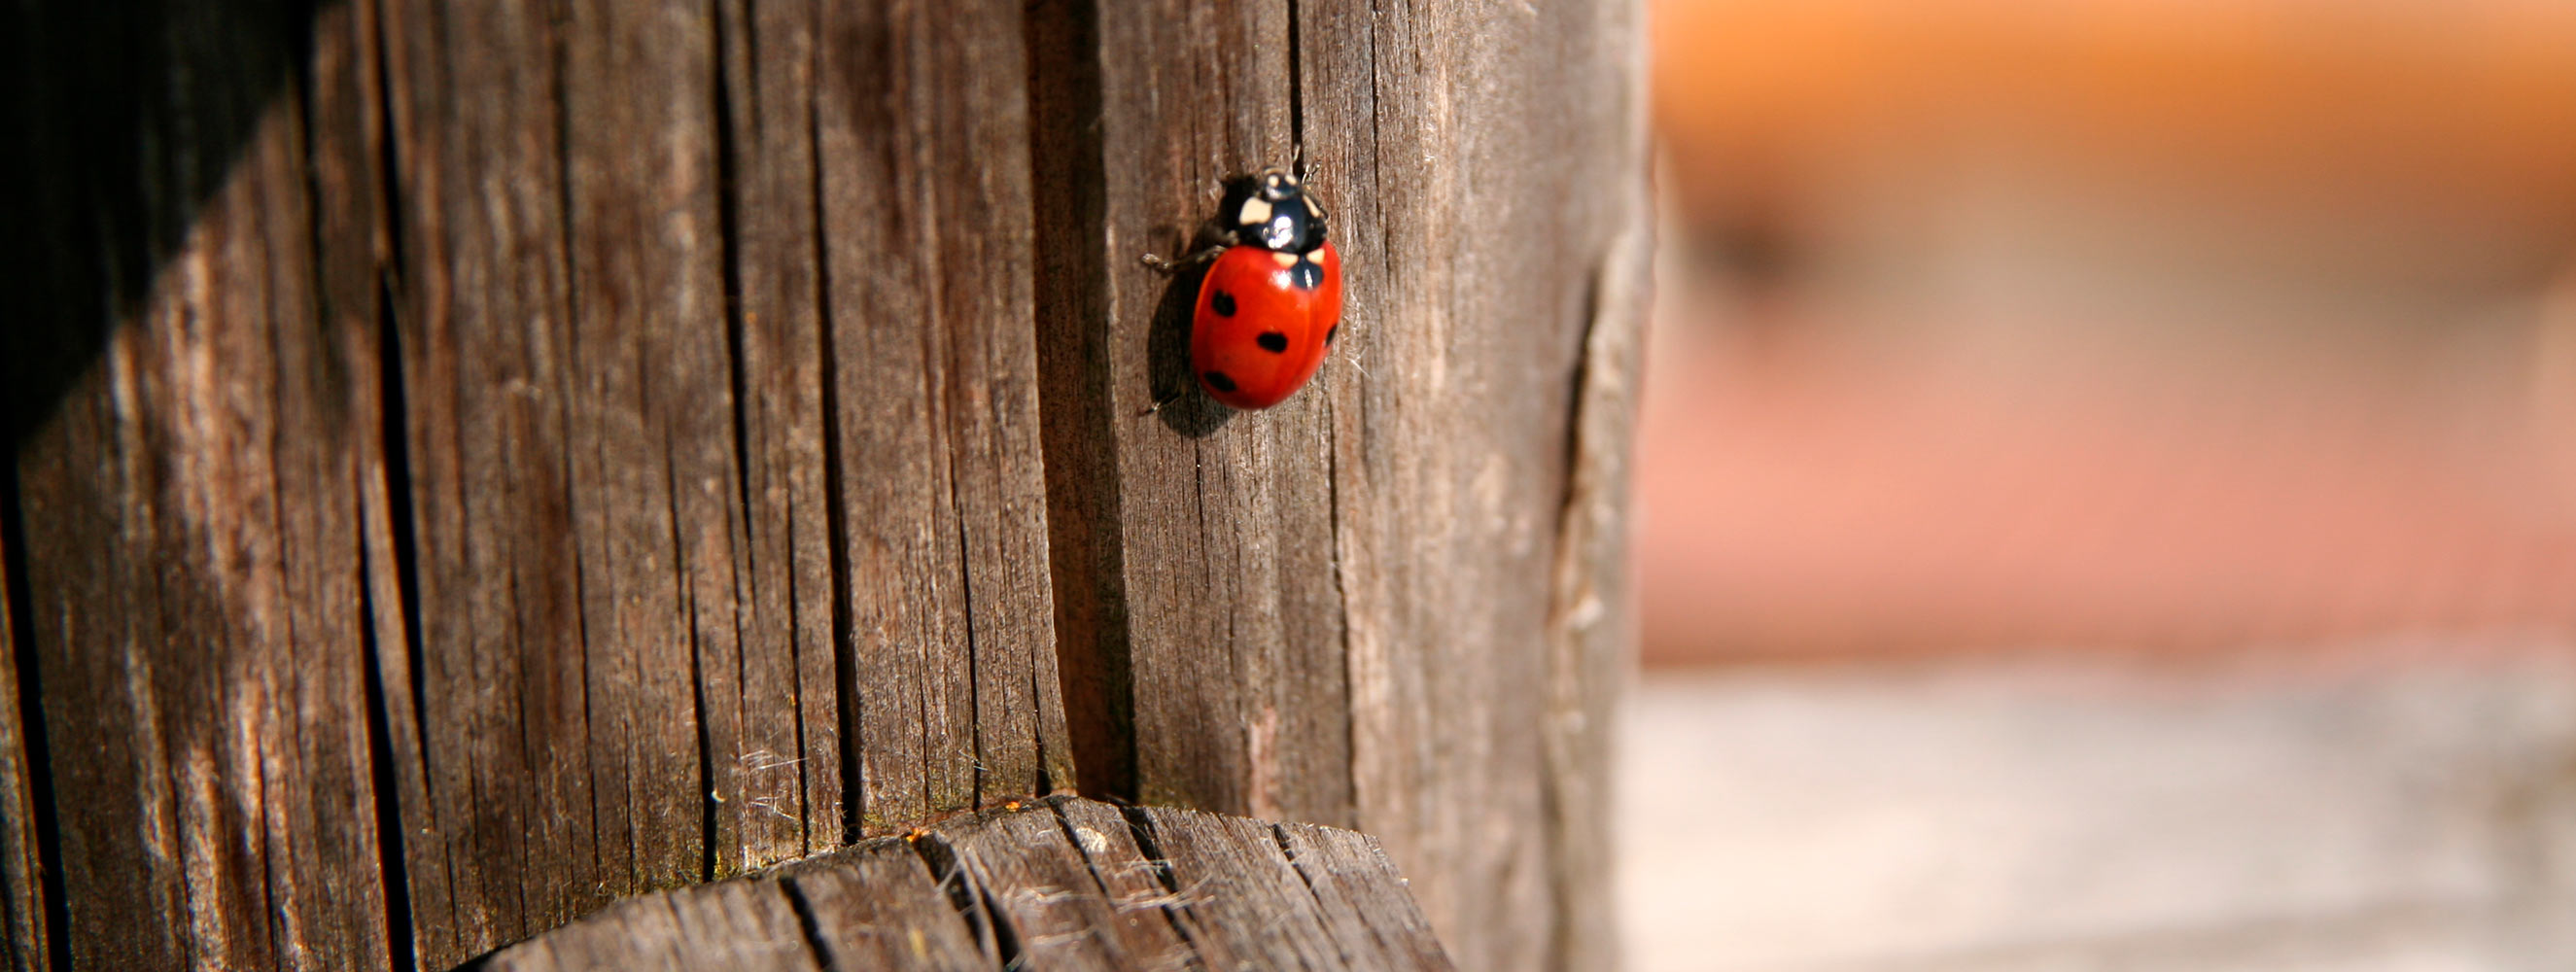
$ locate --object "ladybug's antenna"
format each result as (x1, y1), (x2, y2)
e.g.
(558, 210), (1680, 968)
(1293, 145), (1320, 184)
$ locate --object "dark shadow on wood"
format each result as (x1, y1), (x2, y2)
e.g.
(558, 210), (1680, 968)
(1025, 0), (1139, 804)
(2, 3), (361, 969)
(1, 0), (344, 463)
(1146, 255), (1234, 438)
(0, 464), (67, 972)
(356, 547), (422, 972)
(1146, 173), (1271, 439)
(367, 246), (427, 972)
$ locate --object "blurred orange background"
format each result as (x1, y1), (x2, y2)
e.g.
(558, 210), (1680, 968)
(1639, 0), (2576, 665)
(1624, 8), (2576, 970)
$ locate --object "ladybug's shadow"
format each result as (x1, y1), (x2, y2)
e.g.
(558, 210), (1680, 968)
(1143, 178), (1272, 437)
(1145, 175), (1268, 438)
(1146, 259), (1231, 438)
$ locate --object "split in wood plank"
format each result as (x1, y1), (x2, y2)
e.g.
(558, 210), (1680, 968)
(470, 795), (1453, 972)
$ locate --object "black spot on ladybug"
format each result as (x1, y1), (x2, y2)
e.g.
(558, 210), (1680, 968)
(1326, 323), (1340, 345)
(1257, 331), (1290, 354)
(1202, 370), (1238, 393)
(1288, 259), (1324, 291)
(1210, 290), (1237, 317)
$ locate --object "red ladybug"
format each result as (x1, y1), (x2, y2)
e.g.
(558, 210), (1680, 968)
(1155, 168), (1342, 410)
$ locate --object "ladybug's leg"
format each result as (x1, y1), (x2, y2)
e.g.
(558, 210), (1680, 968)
(1134, 386), (1190, 417)
(1139, 245), (1225, 275)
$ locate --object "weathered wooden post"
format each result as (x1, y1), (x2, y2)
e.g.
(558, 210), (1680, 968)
(0, 0), (1647, 968)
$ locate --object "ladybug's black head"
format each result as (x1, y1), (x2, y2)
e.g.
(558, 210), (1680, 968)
(1224, 167), (1329, 255)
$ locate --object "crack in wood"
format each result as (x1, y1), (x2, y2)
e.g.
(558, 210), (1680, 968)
(356, 536), (422, 972)
(1537, 225), (1650, 972)
(778, 873), (840, 972)
(703, 0), (767, 885)
(909, 831), (1025, 968)
(1288, 0), (1307, 171)
(0, 466), (68, 972)
(1023, 0), (1140, 806)
(1268, 821), (1345, 963)
(353, 3), (431, 953)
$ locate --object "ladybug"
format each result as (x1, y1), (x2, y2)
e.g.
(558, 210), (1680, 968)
(1148, 168), (1342, 410)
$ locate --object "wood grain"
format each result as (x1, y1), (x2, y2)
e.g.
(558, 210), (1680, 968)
(556, 0), (740, 897)
(0, 497), (48, 971)
(1032, 1), (1650, 967)
(373, 0), (1074, 961)
(0, 3), (72, 959)
(931, 799), (1193, 968)
(377, 0), (616, 955)
(1295, 3), (1649, 968)
(477, 880), (818, 972)
(808, 0), (1074, 838)
(1050, 798), (1213, 968)
(1033, 0), (1354, 833)
(1538, 133), (1652, 972)
(2, 0), (1644, 965)
(480, 796), (1450, 971)
(776, 844), (987, 971)
(712, 0), (848, 863)
(1129, 806), (1346, 968)
(1273, 821), (1458, 971)
(6, 2), (400, 968)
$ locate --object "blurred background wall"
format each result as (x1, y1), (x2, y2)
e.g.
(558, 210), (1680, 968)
(1624, 1), (2576, 967)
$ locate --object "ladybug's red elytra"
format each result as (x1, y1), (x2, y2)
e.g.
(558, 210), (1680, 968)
(1149, 168), (1342, 410)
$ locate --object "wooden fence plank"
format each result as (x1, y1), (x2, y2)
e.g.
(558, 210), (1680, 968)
(712, 0), (848, 862)
(300, 3), (441, 968)
(555, 0), (738, 897)
(1033, 0), (1354, 833)
(1292, 2), (1650, 968)
(1049, 798), (1211, 968)
(15, 370), (193, 972)
(374, 0), (1076, 961)
(810, 0), (1073, 835)
(1029, 0), (1651, 967)
(0, 9), (79, 967)
(1538, 135), (1652, 972)
(376, 0), (613, 955)
(16, 312), (189, 972)
(261, 32), (408, 968)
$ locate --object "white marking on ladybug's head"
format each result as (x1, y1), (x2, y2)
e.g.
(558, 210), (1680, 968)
(1238, 196), (1274, 227)
(1258, 167), (1299, 199)
(1272, 251), (1299, 268)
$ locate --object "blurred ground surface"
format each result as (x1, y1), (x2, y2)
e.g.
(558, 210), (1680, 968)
(1619, 644), (2576, 972)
